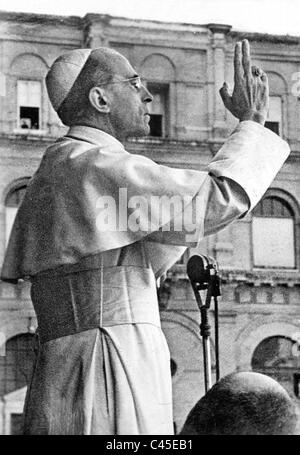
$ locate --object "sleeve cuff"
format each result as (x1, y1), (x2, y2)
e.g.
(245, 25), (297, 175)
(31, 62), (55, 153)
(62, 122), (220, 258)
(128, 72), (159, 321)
(207, 120), (291, 210)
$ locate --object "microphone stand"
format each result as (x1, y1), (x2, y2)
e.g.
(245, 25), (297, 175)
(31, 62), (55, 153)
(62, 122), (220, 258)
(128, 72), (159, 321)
(188, 256), (221, 393)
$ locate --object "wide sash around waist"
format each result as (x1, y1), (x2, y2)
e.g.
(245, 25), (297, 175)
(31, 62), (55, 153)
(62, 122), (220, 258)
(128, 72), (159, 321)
(31, 265), (160, 343)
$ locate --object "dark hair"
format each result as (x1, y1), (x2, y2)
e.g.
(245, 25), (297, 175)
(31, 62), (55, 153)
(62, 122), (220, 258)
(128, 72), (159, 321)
(180, 372), (298, 435)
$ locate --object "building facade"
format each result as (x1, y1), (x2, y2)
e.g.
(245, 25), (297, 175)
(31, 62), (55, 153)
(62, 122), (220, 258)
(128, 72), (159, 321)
(0, 10), (300, 434)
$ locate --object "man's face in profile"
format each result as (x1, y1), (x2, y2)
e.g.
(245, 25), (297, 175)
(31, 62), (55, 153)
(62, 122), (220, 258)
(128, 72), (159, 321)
(105, 56), (153, 139)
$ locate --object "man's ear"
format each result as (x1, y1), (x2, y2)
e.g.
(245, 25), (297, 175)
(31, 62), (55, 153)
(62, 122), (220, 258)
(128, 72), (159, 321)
(89, 87), (110, 113)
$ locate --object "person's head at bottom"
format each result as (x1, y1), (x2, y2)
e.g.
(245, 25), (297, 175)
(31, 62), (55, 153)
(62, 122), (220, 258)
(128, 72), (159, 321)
(180, 372), (299, 435)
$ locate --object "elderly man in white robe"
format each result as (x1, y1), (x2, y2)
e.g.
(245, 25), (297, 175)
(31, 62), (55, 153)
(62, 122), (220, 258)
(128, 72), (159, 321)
(1, 40), (290, 435)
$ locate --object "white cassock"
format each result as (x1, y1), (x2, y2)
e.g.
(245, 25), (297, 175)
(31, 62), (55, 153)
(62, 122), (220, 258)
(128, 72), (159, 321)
(1, 121), (290, 435)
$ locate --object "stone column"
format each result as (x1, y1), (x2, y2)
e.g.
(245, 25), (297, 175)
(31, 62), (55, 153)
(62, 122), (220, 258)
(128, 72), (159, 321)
(213, 225), (234, 269)
(207, 23), (232, 139)
(207, 25), (236, 269)
(0, 48), (6, 133)
(83, 14), (111, 48)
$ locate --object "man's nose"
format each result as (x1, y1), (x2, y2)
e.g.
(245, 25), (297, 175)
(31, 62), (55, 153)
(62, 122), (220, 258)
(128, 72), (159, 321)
(141, 85), (153, 103)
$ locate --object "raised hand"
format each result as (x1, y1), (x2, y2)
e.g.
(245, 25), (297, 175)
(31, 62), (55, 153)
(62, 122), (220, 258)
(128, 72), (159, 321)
(220, 39), (269, 125)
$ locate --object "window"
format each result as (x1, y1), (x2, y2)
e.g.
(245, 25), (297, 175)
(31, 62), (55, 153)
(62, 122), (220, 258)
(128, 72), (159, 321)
(252, 336), (300, 396)
(5, 183), (28, 245)
(252, 196), (295, 268)
(17, 80), (41, 130)
(147, 83), (169, 137)
(0, 334), (36, 397)
(265, 96), (282, 136)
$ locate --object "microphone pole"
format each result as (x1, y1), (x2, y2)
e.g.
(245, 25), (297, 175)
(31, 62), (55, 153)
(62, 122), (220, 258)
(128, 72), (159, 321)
(187, 255), (221, 393)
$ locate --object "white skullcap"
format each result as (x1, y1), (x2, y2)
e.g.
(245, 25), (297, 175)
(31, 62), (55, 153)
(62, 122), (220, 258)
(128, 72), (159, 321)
(46, 49), (92, 112)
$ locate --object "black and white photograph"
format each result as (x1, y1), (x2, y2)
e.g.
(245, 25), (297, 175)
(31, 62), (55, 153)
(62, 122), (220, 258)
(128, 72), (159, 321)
(0, 0), (299, 438)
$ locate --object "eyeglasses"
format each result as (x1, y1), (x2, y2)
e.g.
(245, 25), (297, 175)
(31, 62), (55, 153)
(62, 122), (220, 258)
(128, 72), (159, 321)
(99, 76), (145, 90)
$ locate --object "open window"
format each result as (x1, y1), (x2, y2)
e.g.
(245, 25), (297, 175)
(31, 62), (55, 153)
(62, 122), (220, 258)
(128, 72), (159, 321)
(265, 96), (282, 136)
(147, 82), (169, 137)
(17, 80), (41, 130)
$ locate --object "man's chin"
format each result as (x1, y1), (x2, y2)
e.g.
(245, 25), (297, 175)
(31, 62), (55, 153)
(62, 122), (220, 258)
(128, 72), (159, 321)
(128, 125), (150, 138)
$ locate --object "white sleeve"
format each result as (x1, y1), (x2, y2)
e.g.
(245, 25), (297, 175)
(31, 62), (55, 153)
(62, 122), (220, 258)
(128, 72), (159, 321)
(145, 174), (249, 246)
(207, 120), (290, 210)
(146, 121), (290, 247)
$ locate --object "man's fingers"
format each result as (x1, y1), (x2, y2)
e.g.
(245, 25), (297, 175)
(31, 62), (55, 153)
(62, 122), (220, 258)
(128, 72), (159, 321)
(259, 70), (269, 95)
(242, 39), (251, 81)
(260, 71), (268, 83)
(234, 42), (243, 85)
(262, 73), (269, 97)
(251, 65), (262, 77)
(219, 82), (233, 110)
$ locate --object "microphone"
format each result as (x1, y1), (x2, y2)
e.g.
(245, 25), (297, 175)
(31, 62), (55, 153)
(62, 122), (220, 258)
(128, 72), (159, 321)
(187, 255), (219, 291)
(187, 254), (222, 387)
